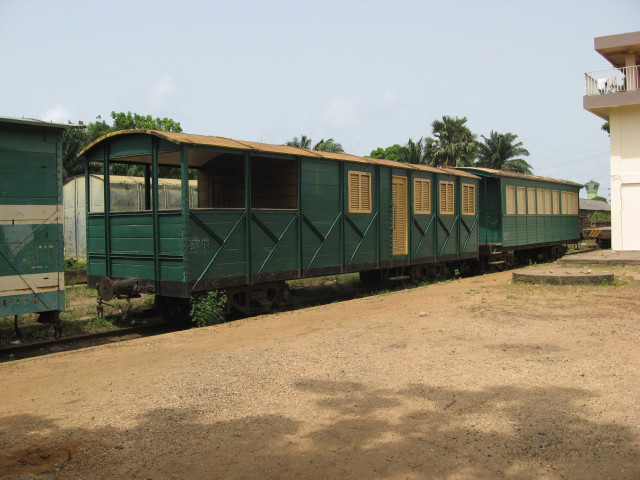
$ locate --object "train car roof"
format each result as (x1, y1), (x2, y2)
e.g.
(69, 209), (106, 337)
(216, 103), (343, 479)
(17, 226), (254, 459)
(456, 167), (583, 187)
(79, 129), (480, 180)
(0, 115), (83, 129)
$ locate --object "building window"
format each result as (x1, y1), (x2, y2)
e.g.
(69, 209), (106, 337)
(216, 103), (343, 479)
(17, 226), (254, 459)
(537, 189), (544, 215)
(348, 170), (372, 213)
(462, 183), (476, 215)
(543, 189), (552, 214)
(505, 185), (516, 215)
(552, 190), (559, 214)
(439, 181), (454, 215)
(527, 187), (536, 214)
(516, 186), (526, 215)
(414, 178), (431, 214)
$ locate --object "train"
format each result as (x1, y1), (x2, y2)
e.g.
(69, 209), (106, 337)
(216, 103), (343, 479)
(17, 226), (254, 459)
(77, 130), (582, 318)
(0, 117), (79, 337)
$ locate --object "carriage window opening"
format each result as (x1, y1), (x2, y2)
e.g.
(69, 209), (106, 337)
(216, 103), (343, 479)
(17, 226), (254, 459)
(252, 157), (297, 209)
(527, 187), (536, 214)
(516, 186), (526, 215)
(414, 178), (431, 214)
(439, 181), (454, 215)
(462, 183), (475, 215)
(543, 189), (552, 214)
(348, 170), (372, 213)
(536, 189), (544, 215)
(197, 154), (245, 208)
(552, 190), (559, 214)
(505, 185), (515, 215)
(212, 174), (236, 208)
(561, 191), (568, 214)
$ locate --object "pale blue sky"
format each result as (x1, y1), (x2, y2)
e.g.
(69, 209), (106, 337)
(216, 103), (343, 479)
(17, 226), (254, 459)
(2, 0), (638, 198)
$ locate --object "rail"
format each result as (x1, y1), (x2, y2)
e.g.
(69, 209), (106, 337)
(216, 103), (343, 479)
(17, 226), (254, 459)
(585, 65), (640, 96)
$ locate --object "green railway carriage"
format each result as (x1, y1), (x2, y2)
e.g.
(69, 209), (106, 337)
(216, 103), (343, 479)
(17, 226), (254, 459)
(80, 130), (480, 314)
(0, 117), (76, 322)
(458, 167), (582, 264)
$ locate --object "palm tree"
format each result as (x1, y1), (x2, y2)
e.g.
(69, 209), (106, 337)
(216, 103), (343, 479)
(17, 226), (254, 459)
(286, 135), (313, 149)
(398, 138), (428, 164)
(426, 115), (477, 168)
(313, 138), (344, 153)
(476, 131), (532, 174)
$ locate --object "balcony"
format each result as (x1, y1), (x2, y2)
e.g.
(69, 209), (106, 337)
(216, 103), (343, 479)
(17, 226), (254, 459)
(583, 65), (640, 119)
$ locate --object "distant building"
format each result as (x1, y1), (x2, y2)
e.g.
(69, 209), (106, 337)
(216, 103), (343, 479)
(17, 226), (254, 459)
(584, 180), (601, 199)
(583, 31), (640, 250)
(579, 198), (611, 223)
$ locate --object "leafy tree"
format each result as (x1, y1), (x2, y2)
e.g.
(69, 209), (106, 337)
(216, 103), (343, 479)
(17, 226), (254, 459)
(286, 135), (313, 149)
(398, 138), (428, 165)
(426, 115), (477, 168)
(601, 122), (610, 136)
(475, 131), (532, 174)
(591, 195), (608, 203)
(368, 144), (404, 162)
(313, 138), (344, 153)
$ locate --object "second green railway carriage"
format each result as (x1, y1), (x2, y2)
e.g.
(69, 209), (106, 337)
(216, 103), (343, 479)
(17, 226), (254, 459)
(79, 130), (480, 314)
(458, 167), (582, 266)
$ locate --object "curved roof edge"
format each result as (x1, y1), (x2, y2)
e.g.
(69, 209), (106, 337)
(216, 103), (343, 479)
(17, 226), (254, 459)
(79, 129), (479, 179)
(456, 167), (583, 187)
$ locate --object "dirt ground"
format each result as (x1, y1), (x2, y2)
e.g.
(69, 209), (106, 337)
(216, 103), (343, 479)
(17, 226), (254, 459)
(1, 265), (639, 479)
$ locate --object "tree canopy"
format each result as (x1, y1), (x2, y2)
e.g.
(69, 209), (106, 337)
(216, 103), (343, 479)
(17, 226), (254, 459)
(475, 131), (532, 174)
(285, 135), (345, 153)
(426, 115), (477, 168)
(62, 111), (183, 181)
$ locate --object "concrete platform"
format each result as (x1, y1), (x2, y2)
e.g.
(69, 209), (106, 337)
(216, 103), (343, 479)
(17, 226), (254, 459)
(513, 267), (614, 285)
(558, 250), (640, 266)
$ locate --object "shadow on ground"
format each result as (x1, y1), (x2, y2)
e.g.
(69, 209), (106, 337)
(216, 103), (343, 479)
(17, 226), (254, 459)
(1, 381), (638, 479)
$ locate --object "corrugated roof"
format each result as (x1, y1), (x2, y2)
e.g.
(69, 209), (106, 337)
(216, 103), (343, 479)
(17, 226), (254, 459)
(0, 115), (83, 129)
(457, 167), (583, 187)
(579, 198), (611, 211)
(78, 129), (480, 179)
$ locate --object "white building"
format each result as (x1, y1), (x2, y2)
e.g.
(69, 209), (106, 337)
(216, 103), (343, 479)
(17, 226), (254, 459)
(584, 31), (640, 250)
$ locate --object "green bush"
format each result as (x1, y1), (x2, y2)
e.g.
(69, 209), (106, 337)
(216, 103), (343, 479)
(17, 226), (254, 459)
(189, 291), (228, 328)
(64, 257), (87, 271)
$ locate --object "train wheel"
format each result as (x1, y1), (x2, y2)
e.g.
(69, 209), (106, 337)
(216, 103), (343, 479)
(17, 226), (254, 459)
(155, 296), (191, 323)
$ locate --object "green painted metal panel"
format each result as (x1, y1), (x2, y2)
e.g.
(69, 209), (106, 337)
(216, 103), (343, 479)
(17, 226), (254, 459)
(186, 210), (247, 283)
(0, 119), (66, 316)
(301, 159), (342, 271)
(0, 290), (63, 317)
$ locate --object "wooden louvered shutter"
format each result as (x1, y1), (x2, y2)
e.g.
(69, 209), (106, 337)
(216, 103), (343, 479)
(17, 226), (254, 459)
(506, 186), (515, 215)
(517, 187), (526, 215)
(392, 176), (408, 255)
(528, 188), (536, 214)
(462, 184), (475, 215)
(439, 181), (454, 215)
(348, 171), (372, 213)
(552, 190), (559, 214)
(414, 178), (430, 214)
(544, 189), (552, 214)
(537, 189), (544, 214)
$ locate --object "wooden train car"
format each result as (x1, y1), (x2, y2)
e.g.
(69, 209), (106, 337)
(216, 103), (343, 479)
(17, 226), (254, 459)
(0, 117), (76, 326)
(79, 130), (481, 315)
(458, 168), (582, 267)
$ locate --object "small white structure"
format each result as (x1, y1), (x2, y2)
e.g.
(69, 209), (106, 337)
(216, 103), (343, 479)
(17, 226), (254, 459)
(63, 175), (198, 257)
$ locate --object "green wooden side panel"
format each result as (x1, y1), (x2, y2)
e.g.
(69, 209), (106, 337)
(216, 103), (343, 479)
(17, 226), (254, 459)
(87, 212), (185, 282)
(251, 211), (298, 275)
(0, 121), (65, 316)
(300, 160), (341, 271)
(0, 224), (61, 276)
(344, 164), (378, 267)
(477, 179), (502, 245)
(378, 168), (391, 262)
(0, 291), (64, 317)
(0, 151), (58, 205)
(186, 210), (247, 282)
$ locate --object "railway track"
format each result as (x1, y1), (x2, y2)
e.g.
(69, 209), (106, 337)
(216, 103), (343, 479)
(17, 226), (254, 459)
(0, 321), (181, 361)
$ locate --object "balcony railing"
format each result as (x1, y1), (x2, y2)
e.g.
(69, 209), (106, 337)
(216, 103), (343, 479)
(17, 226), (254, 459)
(585, 65), (639, 96)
